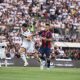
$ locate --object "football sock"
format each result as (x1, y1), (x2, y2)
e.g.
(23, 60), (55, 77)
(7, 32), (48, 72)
(47, 59), (50, 68)
(0, 60), (1, 67)
(5, 59), (7, 67)
(21, 53), (28, 64)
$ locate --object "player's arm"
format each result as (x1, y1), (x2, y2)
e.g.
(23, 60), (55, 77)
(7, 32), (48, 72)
(46, 32), (53, 41)
(46, 38), (52, 41)
(41, 37), (52, 41)
(41, 37), (46, 40)
(23, 35), (27, 38)
(25, 34), (33, 41)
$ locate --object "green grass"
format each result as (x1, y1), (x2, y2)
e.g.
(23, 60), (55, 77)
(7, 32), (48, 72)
(0, 67), (80, 80)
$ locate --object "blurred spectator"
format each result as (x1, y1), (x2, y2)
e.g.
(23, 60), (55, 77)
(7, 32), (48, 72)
(0, 0), (80, 60)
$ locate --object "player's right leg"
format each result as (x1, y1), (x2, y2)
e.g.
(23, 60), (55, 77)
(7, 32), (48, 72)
(39, 47), (46, 70)
(19, 47), (28, 67)
(4, 59), (7, 67)
(45, 48), (51, 70)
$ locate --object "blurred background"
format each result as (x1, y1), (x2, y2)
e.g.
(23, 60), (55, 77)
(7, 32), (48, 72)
(0, 0), (80, 67)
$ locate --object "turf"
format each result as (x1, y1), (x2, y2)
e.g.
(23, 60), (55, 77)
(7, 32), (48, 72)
(0, 67), (80, 80)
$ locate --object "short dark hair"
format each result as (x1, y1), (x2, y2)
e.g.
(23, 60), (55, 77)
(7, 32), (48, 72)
(22, 23), (27, 27)
(46, 23), (50, 26)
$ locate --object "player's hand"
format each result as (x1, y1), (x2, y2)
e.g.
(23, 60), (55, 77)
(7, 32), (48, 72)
(27, 36), (32, 41)
(46, 38), (52, 41)
(42, 37), (46, 40)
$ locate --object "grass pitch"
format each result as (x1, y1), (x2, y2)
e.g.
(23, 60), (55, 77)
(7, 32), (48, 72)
(0, 67), (80, 80)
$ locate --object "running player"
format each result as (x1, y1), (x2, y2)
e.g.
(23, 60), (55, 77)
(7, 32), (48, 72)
(0, 33), (8, 67)
(19, 23), (35, 66)
(39, 24), (53, 70)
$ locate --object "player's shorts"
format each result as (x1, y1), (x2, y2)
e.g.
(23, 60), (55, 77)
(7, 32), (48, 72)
(39, 46), (51, 58)
(21, 40), (35, 53)
(0, 46), (6, 59)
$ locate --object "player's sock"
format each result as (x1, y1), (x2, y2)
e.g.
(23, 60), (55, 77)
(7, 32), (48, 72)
(5, 59), (7, 67)
(0, 60), (1, 67)
(40, 60), (46, 70)
(21, 53), (28, 66)
(47, 59), (50, 68)
(40, 56), (46, 70)
(10, 53), (15, 58)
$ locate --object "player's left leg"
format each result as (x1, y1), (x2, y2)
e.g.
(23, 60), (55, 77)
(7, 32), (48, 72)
(0, 59), (1, 67)
(4, 59), (7, 67)
(19, 47), (28, 66)
(3, 49), (8, 67)
(45, 48), (51, 70)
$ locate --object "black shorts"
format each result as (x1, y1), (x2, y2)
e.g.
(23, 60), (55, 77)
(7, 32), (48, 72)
(39, 46), (51, 58)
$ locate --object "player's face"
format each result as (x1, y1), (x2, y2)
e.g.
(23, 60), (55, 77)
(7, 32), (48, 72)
(45, 26), (49, 31)
(23, 27), (27, 31)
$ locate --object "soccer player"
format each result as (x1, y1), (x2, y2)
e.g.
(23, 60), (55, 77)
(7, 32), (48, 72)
(0, 34), (8, 67)
(19, 23), (35, 66)
(39, 24), (52, 70)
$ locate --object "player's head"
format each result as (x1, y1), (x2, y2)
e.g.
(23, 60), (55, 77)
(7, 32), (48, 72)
(45, 23), (50, 31)
(22, 23), (28, 31)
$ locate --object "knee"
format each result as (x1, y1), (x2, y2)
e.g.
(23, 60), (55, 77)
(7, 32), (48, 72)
(39, 55), (45, 61)
(19, 48), (25, 54)
(46, 57), (50, 61)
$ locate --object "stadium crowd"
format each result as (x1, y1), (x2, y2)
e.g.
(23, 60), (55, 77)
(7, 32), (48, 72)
(0, 0), (80, 60)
